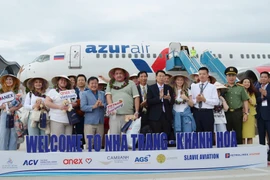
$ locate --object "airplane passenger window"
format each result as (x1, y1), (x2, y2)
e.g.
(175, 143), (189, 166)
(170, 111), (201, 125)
(246, 54), (250, 59)
(109, 54), (113, 58)
(115, 54), (119, 58)
(153, 54), (157, 58)
(218, 54), (222, 58)
(159, 54), (162, 58)
(257, 54), (260, 59)
(96, 54), (100, 58)
(262, 54), (266, 59)
(213, 54), (216, 57)
(134, 54), (138, 58)
(128, 54), (132, 58)
(147, 54), (150, 58)
(229, 54), (233, 59)
(141, 54), (144, 58)
(196, 54), (199, 58)
(251, 54), (255, 59)
(122, 54), (125, 58)
(103, 54), (106, 58)
(268, 54), (270, 59)
(240, 54), (244, 59)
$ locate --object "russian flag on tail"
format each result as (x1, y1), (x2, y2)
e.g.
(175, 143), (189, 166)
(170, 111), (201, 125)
(54, 53), (65, 60)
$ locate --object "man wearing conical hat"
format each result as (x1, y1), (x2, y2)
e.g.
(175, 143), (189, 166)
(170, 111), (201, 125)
(106, 67), (140, 135)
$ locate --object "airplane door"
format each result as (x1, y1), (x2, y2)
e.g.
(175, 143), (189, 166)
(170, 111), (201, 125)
(69, 45), (81, 69)
(169, 42), (181, 58)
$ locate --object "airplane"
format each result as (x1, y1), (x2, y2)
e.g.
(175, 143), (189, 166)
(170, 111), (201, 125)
(19, 41), (270, 85)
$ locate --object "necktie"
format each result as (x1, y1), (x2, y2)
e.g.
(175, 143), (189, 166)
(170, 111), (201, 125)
(142, 86), (147, 101)
(159, 86), (165, 112)
(199, 83), (204, 109)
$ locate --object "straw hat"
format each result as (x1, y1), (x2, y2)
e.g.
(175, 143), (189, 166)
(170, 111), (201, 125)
(208, 74), (217, 84)
(170, 74), (191, 85)
(51, 75), (71, 88)
(22, 78), (31, 88)
(27, 77), (49, 90)
(214, 82), (227, 90)
(165, 73), (173, 78)
(108, 67), (129, 79)
(0, 74), (21, 87)
(129, 73), (138, 79)
(68, 75), (77, 80)
(98, 78), (107, 85)
(189, 72), (199, 80)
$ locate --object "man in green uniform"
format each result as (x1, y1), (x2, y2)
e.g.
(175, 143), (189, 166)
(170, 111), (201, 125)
(190, 47), (197, 58)
(224, 66), (249, 144)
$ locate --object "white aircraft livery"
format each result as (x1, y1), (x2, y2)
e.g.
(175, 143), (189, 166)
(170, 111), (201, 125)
(19, 41), (270, 84)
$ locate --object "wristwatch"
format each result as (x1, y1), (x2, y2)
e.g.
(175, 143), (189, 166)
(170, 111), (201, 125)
(244, 112), (249, 115)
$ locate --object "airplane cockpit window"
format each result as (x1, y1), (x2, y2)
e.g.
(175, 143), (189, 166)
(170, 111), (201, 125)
(32, 55), (50, 63)
(251, 54), (255, 59)
(246, 54), (250, 59)
(262, 54), (266, 59)
(257, 54), (261, 59)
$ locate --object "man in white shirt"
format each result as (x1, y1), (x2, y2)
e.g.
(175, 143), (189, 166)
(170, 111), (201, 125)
(190, 67), (219, 133)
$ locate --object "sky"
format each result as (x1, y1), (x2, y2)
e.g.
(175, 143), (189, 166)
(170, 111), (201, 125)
(0, 0), (269, 66)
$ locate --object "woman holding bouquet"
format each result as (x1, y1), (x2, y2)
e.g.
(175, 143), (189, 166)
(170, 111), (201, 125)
(0, 74), (22, 150)
(24, 77), (49, 136)
(45, 75), (75, 136)
(170, 74), (195, 134)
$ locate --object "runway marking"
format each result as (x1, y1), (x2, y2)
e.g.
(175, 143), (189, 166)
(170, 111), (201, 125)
(133, 172), (270, 180)
(251, 168), (270, 173)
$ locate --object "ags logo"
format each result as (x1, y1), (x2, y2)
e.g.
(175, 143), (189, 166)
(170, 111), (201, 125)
(134, 155), (151, 164)
(63, 158), (83, 165)
(23, 160), (38, 166)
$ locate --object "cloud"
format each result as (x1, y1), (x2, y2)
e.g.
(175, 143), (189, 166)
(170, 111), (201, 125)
(0, 0), (269, 66)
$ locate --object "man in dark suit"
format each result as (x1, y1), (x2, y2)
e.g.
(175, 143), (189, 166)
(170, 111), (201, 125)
(255, 71), (270, 161)
(137, 71), (149, 128)
(147, 70), (175, 135)
(74, 74), (88, 148)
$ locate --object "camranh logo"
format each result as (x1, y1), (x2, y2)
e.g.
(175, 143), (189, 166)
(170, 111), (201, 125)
(107, 155), (129, 163)
(225, 153), (230, 158)
(156, 154), (166, 164)
(134, 155), (151, 164)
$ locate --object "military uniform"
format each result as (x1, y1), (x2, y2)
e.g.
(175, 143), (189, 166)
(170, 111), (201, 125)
(224, 67), (249, 144)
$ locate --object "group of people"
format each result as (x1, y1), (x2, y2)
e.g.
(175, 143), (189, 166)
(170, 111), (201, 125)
(0, 65), (269, 161)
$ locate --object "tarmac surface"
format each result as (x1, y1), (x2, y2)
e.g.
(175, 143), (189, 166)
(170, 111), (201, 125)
(2, 135), (270, 180)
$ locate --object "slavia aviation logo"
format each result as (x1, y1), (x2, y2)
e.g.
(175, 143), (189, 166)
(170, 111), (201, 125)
(131, 48), (169, 73)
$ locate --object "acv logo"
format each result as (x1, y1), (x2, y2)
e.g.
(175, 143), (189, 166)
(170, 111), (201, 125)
(23, 160), (38, 166)
(63, 158), (83, 165)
